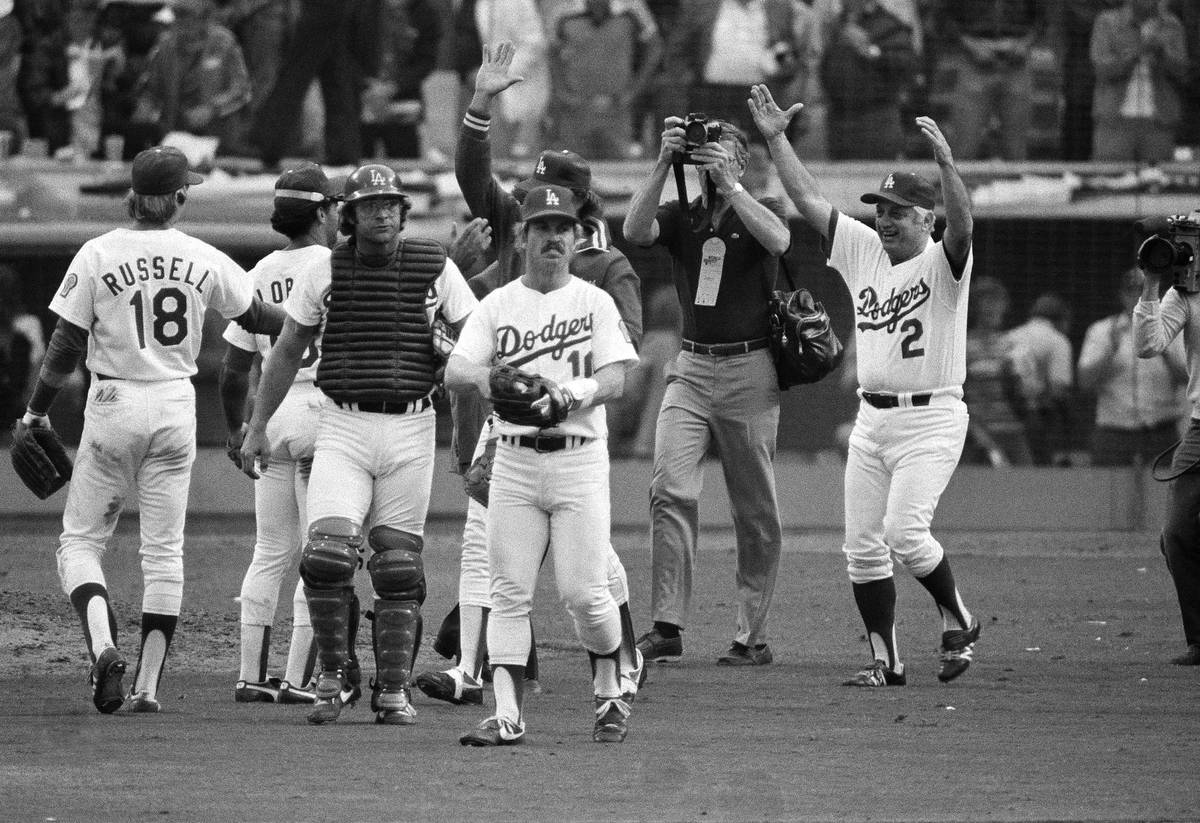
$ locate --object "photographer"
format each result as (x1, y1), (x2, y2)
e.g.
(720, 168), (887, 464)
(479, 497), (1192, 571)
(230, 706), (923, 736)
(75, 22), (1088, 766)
(1132, 230), (1200, 667)
(623, 113), (792, 667)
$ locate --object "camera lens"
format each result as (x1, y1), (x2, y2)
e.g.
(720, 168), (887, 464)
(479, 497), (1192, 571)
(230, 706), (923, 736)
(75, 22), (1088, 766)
(684, 120), (709, 146)
(1138, 236), (1187, 273)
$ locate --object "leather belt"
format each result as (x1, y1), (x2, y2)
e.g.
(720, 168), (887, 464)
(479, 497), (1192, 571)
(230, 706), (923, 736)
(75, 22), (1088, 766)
(681, 337), (769, 357)
(333, 396), (432, 415)
(862, 391), (932, 409)
(500, 434), (590, 453)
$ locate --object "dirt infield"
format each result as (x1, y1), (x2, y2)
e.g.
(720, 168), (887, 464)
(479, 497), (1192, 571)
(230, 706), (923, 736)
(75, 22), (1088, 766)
(2, 516), (1198, 822)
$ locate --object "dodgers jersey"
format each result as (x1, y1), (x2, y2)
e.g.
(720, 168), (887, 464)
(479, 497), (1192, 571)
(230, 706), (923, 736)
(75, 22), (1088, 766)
(223, 245), (330, 383)
(50, 227), (254, 380)
(285, 247), (477, 332)
(453, 276), (639, 440)
(829, 211), (972, 394)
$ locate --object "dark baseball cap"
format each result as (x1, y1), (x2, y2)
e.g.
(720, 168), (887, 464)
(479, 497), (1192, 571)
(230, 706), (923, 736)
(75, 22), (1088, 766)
(274, 162), (339, 202)
(513, 149), (592, 197)
(131, 145), (204, 195)
(861, 172), (936, 210)
(520, 184), (582, 225)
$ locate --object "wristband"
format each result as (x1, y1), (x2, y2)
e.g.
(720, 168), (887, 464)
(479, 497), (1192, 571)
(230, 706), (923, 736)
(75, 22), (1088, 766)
(719, 183), (745, 198)
(560, 378), (599, 412)
(22, 409), (49, 427)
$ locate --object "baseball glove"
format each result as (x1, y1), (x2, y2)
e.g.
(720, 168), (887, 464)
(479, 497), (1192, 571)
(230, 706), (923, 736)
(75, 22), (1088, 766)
(462, 437), (497, 507)
(487, 363), (568, 427)
(11, 419), (74, 499)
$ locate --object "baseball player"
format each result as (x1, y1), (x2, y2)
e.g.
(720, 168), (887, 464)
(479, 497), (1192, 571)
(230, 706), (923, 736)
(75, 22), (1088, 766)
(447, 184), (639, 746)
(415, 39), (646, 708)
(219, 163), (341, 704)
(12, 145), (285, 713)
(240, 164), (477, 726)
(748, 85), (981, 685)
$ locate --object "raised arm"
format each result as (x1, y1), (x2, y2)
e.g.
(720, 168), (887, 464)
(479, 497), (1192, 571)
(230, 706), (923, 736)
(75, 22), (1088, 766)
(622, 116), (685, 246)
(747, 84), (833, 237)
(916, 116), (972, 271)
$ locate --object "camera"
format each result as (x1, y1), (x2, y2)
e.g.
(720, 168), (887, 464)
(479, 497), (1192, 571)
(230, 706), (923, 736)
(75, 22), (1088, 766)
(1136, 210), (1200, 292)
(678, 112), (722, 165)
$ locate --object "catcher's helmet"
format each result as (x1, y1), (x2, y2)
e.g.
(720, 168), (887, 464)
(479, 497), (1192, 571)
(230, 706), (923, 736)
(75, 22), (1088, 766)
(343, 164), (408, 204)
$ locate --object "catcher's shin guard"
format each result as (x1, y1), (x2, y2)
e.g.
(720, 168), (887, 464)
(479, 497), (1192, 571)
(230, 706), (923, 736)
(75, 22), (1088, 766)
(301, 517), (362, 673)
(368, 527), (426, 689)
(372, 599), (422, 689)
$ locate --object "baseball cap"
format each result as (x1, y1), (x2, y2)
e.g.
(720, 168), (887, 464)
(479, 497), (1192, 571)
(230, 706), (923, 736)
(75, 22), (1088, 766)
(513, 149), (592, 198)
(274, 162), (338, 202)
(861, 172), (936, 210)
(131, 146), (204, 195)
(520, 184), (582, 225)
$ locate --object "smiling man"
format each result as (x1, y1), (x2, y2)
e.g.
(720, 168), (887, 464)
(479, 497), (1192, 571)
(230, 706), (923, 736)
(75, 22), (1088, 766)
(748, 84), (982, 688)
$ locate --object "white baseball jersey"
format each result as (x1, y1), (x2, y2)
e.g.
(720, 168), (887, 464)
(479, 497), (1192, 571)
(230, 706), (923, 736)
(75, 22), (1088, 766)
(286, 247), (476, 330)
(453, 276), (638, 439)
(830, 212), (972, 394)
(223, 245), (330, 383)
(50, 227), (254, 380)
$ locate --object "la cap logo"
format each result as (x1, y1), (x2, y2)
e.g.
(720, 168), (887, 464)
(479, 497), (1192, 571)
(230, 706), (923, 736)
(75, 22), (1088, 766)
(370, 169), (386, 186)
(545, 190), (560, 206)
(536, 158), (546, 175)
(883, 174), (895, 190)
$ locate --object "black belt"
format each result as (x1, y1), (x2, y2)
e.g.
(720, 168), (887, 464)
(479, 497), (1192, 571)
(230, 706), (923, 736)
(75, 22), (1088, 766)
(681, 337), (769, 357)
(500, 434), (590, 453)
(862, 391), (932, 409)
(333, 396), (432, 415)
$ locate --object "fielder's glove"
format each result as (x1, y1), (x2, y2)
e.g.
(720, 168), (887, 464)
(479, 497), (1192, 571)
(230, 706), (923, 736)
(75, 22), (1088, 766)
(487, 363), (569, 427)
(462, 437), (497, 507)
(11, 416), (73, 499)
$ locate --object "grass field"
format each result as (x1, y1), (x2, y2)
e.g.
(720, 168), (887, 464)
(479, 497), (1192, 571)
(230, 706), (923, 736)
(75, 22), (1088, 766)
(1, 515), (1198, 822)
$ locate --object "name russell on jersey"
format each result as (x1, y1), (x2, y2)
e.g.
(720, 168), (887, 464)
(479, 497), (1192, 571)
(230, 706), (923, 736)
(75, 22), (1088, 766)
(98, 256), (214, 297)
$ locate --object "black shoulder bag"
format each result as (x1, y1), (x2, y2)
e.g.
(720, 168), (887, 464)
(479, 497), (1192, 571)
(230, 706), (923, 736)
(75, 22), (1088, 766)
(762, 255), (844, 390)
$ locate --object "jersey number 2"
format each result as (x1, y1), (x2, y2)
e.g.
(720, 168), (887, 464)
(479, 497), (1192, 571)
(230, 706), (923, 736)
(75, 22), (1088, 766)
(900, 319), (925, 359)
(130, 288), (188, 348)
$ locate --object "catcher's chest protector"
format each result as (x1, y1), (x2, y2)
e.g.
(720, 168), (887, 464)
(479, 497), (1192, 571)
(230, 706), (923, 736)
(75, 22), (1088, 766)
(318, 240), (445, 402)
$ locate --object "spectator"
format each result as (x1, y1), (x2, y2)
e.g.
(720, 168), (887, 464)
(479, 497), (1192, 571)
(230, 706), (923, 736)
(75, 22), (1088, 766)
(1007, 293), (1075, 466)
(1168, 0), (1200, 151)
(219, 1), (302, 161)
(660, 0), (798, 130)
(360, 0), (443, 159)
(963, 276), (1030, 466)
(251, 0), (373, 168)
(545, 0), (663, 160)
(131, 0), (252, 155)
(1078, 267), (1187, 467)
(930, 0), (1048, 161)
(0, 0), (26, 153)
(784, 0), (829, 160)
(1058, 0), (1121, 161)
(821, 0), (918, 159)
(64, 3), (126, 160)
(15, 0), (72, 156)
(474, 0), (549, 158)
(0, 264), (44, 430)
(1089, 0), (1187, 163)
(97, 0), (165, 159)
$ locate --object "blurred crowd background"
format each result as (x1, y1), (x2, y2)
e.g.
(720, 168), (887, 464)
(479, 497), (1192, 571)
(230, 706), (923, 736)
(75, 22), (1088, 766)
(2, 0), (1197, 468)
(1, 0), (1199, 166)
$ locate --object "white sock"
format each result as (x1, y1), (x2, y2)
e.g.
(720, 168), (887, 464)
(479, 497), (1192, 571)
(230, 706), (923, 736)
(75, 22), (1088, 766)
(134, 630), (169, 698)
(459, 604), (485, 681)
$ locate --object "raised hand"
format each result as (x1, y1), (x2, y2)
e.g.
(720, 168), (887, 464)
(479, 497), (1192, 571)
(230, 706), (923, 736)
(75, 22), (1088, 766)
(448, 217), (493, 278)
(475, 41), (525, 99)
(916, 116), (954, 165)
(747, 84), (802, 140)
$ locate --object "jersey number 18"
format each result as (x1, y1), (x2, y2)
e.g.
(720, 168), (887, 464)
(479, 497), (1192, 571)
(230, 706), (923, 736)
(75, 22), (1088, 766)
(130, 287), (188, 348)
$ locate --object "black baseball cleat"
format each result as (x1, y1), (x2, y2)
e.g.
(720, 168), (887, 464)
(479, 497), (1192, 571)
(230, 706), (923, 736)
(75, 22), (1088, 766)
(460, 716), (525, 747)
(234, 677), (282, 703)
(90, 646), (127, 714)
(843, 659), (906, 687)
(717, 642), (773, 666)
(277, 679), (317, 704)
(416, 668), (484, 706)
(938, 619), (981, 682)
(372, 685), (417, 725)
(593, 696), (631, 743)
(307, 669), (360, 725)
